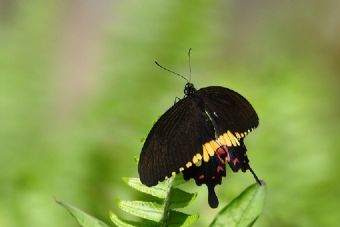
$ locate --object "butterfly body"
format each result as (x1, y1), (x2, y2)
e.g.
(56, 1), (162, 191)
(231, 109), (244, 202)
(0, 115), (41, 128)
(138, 82), (260, 208)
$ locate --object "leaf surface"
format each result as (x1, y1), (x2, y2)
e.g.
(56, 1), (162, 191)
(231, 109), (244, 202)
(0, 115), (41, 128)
(168, 188), (197, 209)
(57, 200), (111, 227)
(210, 182), (266, 227)
(123, 177), (168, 199)
(110, 212), (158, 227)
(166, 211), (199, 227)
(118, 200), (164, 222)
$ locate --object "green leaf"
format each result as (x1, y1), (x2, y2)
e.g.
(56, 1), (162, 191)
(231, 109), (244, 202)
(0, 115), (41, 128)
(110, 212), (137, 227)
(118, 200), (164, 222)
(166, 211), (199, 227)
(59, 166), (198, 227)
(168, 188), (197, 209)
(171, 175), (186, 187)
(57, 200), (111, 227)
(122, 177), (168, 199)
(109, 212), (158, 227)
(210, 182), (266, 227)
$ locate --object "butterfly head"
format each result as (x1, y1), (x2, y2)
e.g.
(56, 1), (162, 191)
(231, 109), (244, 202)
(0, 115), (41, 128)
(184, 83), (196, 97)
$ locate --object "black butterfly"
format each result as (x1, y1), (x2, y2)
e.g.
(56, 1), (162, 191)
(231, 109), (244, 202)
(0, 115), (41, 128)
(138, 49), (261, 208)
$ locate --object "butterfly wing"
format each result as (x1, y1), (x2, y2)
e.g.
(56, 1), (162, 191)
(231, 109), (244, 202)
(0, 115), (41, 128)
(197, 86), (259, 137)
(196, 86), (259, 174)
(138, 97), (215, 186)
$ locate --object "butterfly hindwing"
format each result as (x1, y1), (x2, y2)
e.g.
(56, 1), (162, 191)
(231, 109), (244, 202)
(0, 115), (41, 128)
(138, 97), (215, 186)
(225, 139), (250, 172)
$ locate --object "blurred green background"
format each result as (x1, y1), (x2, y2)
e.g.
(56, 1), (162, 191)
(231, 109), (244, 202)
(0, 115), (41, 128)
(1, 0), (340, 227)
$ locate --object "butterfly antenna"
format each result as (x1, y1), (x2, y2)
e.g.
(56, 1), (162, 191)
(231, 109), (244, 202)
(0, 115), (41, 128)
(188, 48), (192, 82)
(154, 61), (189, 83)
(249, 167), (262, 185)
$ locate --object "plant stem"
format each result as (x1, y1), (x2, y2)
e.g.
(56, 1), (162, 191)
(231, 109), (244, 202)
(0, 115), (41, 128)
(160, 177), (174, 227)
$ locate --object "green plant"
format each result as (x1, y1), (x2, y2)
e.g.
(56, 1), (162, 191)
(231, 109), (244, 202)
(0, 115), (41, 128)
(57, 174), (266, 227)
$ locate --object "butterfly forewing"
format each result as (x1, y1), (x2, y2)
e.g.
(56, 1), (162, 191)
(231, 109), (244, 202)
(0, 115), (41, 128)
(138, 97), (215, 186)
(197, 86), (259, 137)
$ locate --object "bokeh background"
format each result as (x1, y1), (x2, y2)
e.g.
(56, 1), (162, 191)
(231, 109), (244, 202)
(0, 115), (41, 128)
(1, 0), (340, 227)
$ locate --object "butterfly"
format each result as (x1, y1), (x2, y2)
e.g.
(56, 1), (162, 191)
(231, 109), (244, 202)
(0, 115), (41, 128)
(138, 49), (261, 208)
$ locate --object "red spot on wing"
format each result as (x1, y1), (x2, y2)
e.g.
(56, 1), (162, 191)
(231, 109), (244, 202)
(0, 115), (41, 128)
(216, 146), (227, 164)
(217, 166), (224, 173)
(216, 147), (226, 156)
(226, 152), (230, 162)
(233, 158), (239, 166)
